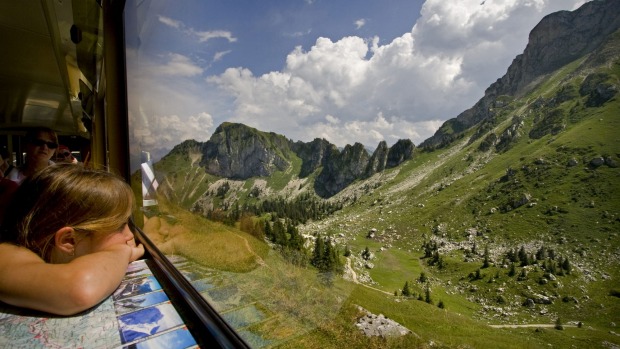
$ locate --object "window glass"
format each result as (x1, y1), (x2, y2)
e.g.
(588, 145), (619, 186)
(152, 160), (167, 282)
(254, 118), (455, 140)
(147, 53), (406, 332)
(124, 2), (354, 347)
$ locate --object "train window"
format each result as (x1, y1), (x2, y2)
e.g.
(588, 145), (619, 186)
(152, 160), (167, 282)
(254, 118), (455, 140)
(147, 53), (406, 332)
(124, 2), (356, 347)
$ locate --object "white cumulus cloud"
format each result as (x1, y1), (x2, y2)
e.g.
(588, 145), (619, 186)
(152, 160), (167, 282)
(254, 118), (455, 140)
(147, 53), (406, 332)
(207, 0), (584, 149)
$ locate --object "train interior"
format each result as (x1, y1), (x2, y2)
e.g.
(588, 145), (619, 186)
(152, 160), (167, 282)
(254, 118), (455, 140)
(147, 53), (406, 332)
(0, 1), (246, 347)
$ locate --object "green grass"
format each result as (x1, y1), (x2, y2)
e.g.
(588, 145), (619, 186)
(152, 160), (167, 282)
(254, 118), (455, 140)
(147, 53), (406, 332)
(143, 50), (620, 348)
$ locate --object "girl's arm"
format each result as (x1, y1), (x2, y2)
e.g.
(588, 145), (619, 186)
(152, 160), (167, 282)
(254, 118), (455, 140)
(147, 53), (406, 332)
(0, 241), (144, 315)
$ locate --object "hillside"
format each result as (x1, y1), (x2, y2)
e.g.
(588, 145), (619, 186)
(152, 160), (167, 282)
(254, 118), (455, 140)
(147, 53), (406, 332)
(146, 1), (620, 348)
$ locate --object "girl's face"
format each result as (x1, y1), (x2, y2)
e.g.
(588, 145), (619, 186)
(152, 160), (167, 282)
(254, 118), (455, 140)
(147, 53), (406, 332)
(74, 223), (136, 257)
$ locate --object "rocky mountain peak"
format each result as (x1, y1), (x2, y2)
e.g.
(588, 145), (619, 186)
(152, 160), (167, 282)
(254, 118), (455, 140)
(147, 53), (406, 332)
(200, 122), (292, 179)
(421, 0), (620, 149)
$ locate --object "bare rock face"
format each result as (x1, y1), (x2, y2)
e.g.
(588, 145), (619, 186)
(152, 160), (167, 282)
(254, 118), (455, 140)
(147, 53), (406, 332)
(503, 0), (620, 96)
(201, 122), (292, 179)
(315, 142), (370, 197)
(314, 139), (415, 197)
(292, 138), (337, 178)
(365, 141), (389, 177)
(386, 139), (414, 168)
(195, 123), (415, 197)
(421, 0), (620, 150)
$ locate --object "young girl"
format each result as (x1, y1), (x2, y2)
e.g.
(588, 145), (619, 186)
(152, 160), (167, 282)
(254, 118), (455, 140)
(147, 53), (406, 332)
(0, 165), (144, 315)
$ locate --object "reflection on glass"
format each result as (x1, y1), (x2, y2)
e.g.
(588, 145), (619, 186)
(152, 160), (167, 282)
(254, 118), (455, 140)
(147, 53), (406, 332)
(123, 2), (355, 347)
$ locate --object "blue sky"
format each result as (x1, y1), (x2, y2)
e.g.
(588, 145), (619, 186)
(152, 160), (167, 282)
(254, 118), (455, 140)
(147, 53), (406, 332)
(125, 0), (587, 160)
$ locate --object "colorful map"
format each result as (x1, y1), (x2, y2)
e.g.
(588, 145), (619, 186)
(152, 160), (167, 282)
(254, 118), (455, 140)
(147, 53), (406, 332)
(0, 260), (198, 349)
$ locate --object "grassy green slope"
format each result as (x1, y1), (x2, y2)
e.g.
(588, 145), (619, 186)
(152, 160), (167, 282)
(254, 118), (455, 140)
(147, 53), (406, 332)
(294, 57), (620, 347)
(145, 48), (620, 347)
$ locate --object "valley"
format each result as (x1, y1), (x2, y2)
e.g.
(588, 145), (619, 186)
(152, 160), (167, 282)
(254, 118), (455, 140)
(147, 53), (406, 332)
(140, 1), (620, 347)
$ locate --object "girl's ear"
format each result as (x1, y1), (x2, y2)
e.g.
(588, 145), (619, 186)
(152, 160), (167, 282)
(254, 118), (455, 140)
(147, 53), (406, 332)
(54, 227), (77, 255)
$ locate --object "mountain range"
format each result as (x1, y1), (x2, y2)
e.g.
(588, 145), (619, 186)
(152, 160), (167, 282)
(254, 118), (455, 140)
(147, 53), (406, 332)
(148, 1), (620, 346)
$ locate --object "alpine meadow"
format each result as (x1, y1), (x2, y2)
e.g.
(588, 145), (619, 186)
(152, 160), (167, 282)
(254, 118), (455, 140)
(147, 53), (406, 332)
(136, 1), (620, 348)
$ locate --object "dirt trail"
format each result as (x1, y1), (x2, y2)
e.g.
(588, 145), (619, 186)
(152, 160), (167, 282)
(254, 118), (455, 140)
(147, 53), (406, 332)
(489, 324), (576, 329)
(231, 231), (267, 267)
(345, 257), (393, 296)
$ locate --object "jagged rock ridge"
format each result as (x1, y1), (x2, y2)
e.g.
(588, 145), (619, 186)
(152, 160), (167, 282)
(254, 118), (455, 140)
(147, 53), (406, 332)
(165, 122), (414, 198)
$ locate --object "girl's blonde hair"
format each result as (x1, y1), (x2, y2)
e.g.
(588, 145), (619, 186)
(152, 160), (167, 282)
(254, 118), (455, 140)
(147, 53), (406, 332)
(1, 164), (134, 261)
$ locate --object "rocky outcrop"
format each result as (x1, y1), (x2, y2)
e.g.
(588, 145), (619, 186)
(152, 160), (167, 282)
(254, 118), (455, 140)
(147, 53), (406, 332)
(315, 143), (370, 197)
(580, 72), (619, 107)
(187, 122), (415, 197)
(355, 306), (413, 338)
(364, 141), (388, 178)
(494, 0), (620, 97)
(364, 139), (415, 179)
(421, 0), (620, 150)
(314, 139), (415, 197)
(200, 123), (292, 179)
(386, 139), (414, 168)
(291, 138), (337, 178)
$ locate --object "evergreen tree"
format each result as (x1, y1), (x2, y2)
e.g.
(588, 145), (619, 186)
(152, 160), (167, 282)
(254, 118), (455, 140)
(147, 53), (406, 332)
(310, 236), (342, 273)
(287, 222), (303, 250)
(506, 248), (517, 263)
(231, 201), (240, 221)
(557, 256), (565, 275)
(562, 257), (572, 274)
(419, 272), (427, 283)
(272, 220), (287, 246)
(536, 246), (547, 260)
(324, 238), (336, 272)
(437, 255), (446, 269)
(548, 259), (557, 274)
(402, 281), (412, 297)
(508, 262), (516, 277)
(311, 235), (325, 270)
(518, 246), (528, 266)
(425, 284), (433, 304)
(423, 240), (437, 258)
(482, 244), (490, 268)
(264, 221), (273, 241)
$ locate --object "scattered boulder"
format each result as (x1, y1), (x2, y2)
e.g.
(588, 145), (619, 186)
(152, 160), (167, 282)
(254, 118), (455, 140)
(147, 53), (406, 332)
(590, 157), (605, 167)
(567, 158), (579, 167)
(605, 156), (618, 168)
(356, 311), (412, 338)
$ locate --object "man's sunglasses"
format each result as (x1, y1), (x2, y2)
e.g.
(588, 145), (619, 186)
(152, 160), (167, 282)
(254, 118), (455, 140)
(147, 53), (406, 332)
(30, 139), (58, 149)
(57, 151), (71, 158)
